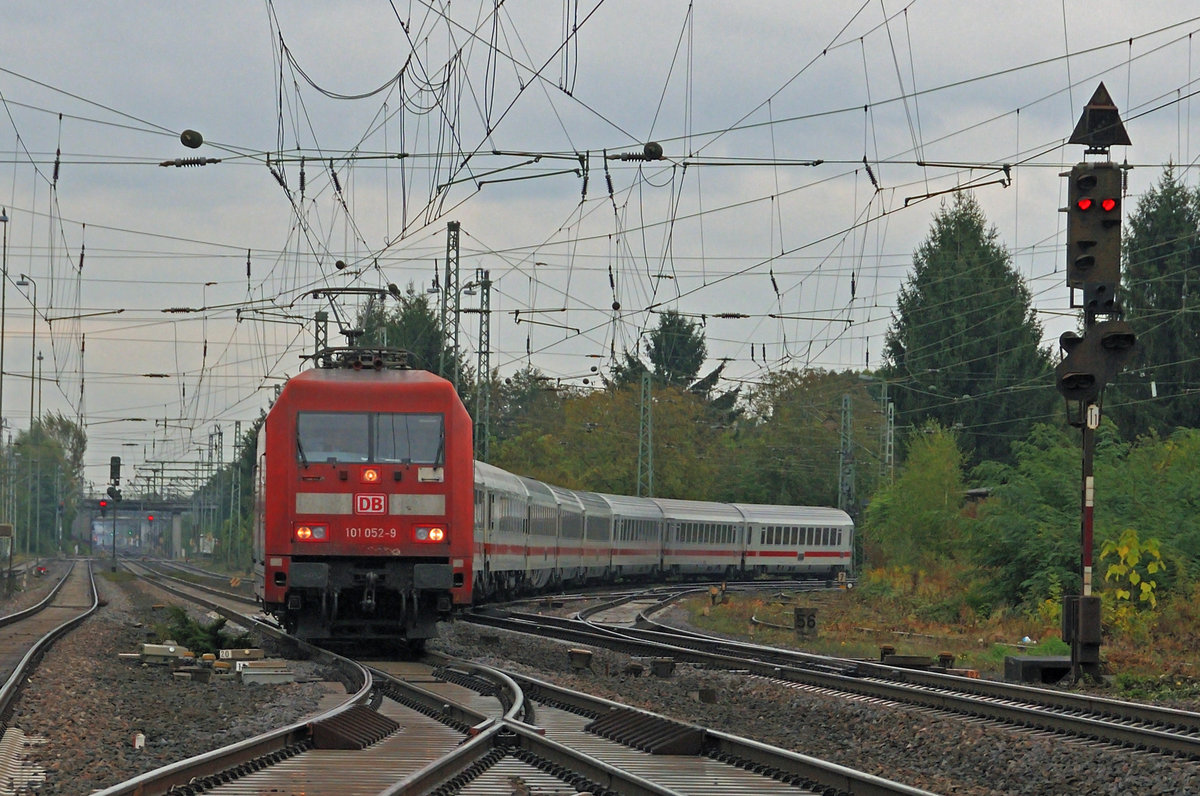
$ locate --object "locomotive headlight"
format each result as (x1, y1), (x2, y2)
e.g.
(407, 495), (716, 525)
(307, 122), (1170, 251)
(415, 525), (447, 543)
(294, 524), (328, 542)
(361, 467), (380, 484)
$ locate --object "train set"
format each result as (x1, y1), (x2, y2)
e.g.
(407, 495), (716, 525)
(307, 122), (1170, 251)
(253, 349), (854, 648)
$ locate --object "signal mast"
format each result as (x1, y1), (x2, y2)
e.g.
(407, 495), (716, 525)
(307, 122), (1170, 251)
(1055, 83), (1134, 681)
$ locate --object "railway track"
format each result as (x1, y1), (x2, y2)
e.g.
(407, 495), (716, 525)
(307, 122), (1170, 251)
(465, 587), (1200, 761)
(98, 565), (932, 794)
(0, 560), (97, 709)
(128, 557), (260, 612)
(407, 654), (937, 796)
(19, 567), (1189, 793)
(0, 560), (100, 786)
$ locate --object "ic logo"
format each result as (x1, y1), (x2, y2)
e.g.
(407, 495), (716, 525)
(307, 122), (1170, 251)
(355, 494), (386, 515)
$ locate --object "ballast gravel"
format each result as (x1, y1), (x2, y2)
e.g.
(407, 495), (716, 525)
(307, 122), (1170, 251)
(3, 563), (1199, 795)
(431, 619), (1200, 796)
(0, 562), (332, 795)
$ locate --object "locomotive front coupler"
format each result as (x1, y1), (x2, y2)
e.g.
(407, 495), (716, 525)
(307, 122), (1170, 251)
(361, 571), (379, 613)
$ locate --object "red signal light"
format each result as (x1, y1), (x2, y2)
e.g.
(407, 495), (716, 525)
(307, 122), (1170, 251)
(1101, 197), (1117, 212)
(147, 515), (154, 522)
(99, 500), (108, 508)
(1076, 198), (1093, 211)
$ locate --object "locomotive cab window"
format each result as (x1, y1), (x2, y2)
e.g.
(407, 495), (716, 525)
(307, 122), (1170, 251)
(296, 411), (444, 464)
(376, 413), (444, 464)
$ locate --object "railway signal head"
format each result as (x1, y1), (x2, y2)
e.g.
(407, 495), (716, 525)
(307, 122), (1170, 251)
(106, 485), (122, 503)
(1054, 319), (1137, 406)
(1065, 162), (1122, 313)
(99, 499), (108, 517)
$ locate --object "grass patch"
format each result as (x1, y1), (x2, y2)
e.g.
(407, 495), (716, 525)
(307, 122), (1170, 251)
(680, 582), (1189, 692)
(1110, 673), (1200, 701)
(684, 591), (1021, 673)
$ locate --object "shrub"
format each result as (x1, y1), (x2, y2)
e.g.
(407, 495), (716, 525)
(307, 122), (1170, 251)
(155, 605), (253, 655)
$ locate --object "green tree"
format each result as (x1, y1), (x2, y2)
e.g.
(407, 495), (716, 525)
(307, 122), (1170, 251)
(731, 369), (882, 507)
(608, 309), (706, 390)
(491, 380), (728, 500)
(489, 368), (572, 481)
(882, 193), (1054, 464)
(1112, 164), (1200, 437)
(38, 412), (87, 550)
(1100, 528), (1166, 608)
(490, 366), (566, 447)
(12, 422), (75, 556)
(861, 422), (966, 568)
(356, 283), (474, 407)
(1099, 427), (1200, 584)
(606, 349), (649, 389)
(970, 423), (1083, 604)
(358, 284), (464, 375)
(646, 310), (706, 388)
(554, 385), (722, 498)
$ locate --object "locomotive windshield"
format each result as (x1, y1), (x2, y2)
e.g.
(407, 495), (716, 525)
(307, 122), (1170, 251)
(296, 411), (444, 464)
(375, 413), (443, 464)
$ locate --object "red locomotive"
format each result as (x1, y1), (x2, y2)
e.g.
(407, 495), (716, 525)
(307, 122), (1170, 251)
(253, 349), (472, 650)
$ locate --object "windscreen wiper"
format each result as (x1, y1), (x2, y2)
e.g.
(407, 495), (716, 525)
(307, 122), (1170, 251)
(296, 433), (310, 469)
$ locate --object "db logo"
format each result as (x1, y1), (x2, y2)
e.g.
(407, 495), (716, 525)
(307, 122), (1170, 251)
(354, 494), (387, 515)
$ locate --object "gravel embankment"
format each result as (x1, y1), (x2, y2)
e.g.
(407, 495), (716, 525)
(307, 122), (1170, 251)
(431, 619), (1200, 796)
(3, 564), (1199, 795)
(0, 561), (334, 795)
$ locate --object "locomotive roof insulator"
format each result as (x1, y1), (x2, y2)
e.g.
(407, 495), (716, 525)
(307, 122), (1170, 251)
(305, 346), (412, 371)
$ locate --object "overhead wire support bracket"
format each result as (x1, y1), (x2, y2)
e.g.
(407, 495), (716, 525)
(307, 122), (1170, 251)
(477, 167), (581, 188)
(158, 157), (222, 168)
(287, 285), (400, 308)
(769, 313), (853, 325)
(289, 285), (402, 348)
(679, 158), (823, 168)
(512, 313), (580, 335)
(904, 175), (1010, 207)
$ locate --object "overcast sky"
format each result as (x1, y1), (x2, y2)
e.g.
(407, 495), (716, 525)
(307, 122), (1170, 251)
(2, 2), (1198, 489)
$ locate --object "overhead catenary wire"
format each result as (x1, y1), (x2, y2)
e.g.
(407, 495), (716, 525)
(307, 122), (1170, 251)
(1, 4), (1199, 480)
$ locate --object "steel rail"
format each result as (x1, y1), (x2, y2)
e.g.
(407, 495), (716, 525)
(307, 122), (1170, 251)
(466, 605), (1200, 759)
(0, 560), (80, 627)
(494, 662), (936, 796)
(0, 560), (97, 720)
(131, 558), (258, 607)
(629, 600), (1200, 736)
(404, 650), (936, 796)
(92, 561), (375, 796)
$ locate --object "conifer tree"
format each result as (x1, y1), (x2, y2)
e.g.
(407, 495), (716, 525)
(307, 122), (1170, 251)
(882, 193), (1053, 464)
(1112, 165), (1200, 437)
